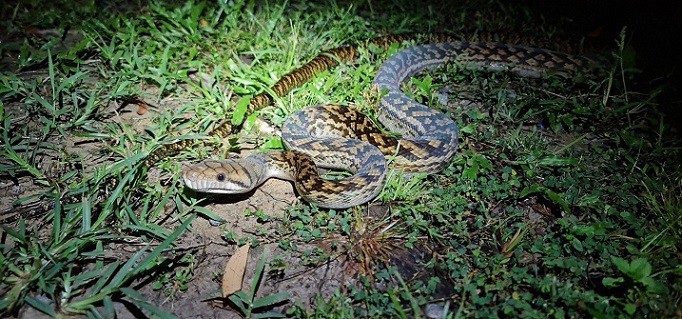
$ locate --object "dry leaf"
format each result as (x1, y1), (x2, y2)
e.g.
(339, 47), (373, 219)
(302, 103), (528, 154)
(222, 243), (251, 297)
(136, 103), (148, 115)
(532, 204), (553, 218)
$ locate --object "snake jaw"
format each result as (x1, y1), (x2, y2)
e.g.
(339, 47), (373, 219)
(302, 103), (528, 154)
(182, 159), (265, 194)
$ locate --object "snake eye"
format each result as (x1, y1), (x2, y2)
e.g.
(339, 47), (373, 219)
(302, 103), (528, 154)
(217, 173), (225, 182)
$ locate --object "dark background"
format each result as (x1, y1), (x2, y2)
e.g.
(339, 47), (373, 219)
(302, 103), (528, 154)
(2, 0), (681, 132)
(531, 0), (682, 127)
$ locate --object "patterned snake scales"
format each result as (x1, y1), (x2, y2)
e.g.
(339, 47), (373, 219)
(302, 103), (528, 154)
(169, 34), (600, 209)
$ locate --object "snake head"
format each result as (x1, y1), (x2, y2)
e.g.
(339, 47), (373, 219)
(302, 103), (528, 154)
(182, 158), (267, 194)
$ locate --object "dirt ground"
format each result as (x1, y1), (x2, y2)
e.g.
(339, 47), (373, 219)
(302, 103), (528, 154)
(116, 178), (353, 318)
(0, 61), (568, 318)
(1, 67), (448, 317)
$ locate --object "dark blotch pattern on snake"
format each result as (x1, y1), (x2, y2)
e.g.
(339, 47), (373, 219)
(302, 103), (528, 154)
(180, 37), (603, 208)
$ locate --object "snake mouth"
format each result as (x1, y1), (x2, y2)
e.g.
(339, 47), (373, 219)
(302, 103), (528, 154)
(182, 169), (253, 194)
(183, 178), (247, 194)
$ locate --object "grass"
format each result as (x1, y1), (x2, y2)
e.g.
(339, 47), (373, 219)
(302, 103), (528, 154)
(1, 0), (681, 318)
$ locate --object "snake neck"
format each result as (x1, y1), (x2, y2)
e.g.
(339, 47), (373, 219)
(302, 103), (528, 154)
(255, 150), (386, 209)
(253, 151), (307, 181)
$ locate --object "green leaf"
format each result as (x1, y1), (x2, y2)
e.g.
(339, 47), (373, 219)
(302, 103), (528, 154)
(629, 258), (652, 281)
(25, 296), (56, 316)
(121, 287), (178, 319)
(252, 291), (290, 309)
(254, 311), (287, 319)
(193, 206), (225, 223)
(133, 215), (195, 276)
(250, 252), (267, 300)
(261, 137), (283, 150)
(519, 185), (570, 212)
(228, 293), (248, 315)
(463, 157), (479, 180)
(472, 154), (492, 170)
(231, 96), (251, 126)
(611, 256), (630, 274)
(519, 185), (540, 198)
(120, 287), (145, 301)
(624, 303), (637, 315)
(641, 277), (668, 295)
(242, 111), (260, 133)
(459, 124), (476, 135)
(92, 261), (121, 294)
(602, 277), (624, 287)
(570, 237), (583, 252)
(536, 155), (577, 167)
(109, 250), (147, 289)
(612, 257), (653, 281)
(103, 296), (115, 319)
(80, 198), (92, 233)
(413, 74), (433, 93)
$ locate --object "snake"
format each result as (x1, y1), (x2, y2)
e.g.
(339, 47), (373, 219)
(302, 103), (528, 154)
(166, 34), (601, 209)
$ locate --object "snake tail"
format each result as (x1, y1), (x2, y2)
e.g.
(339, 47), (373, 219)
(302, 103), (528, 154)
(146, 33), (598, 165)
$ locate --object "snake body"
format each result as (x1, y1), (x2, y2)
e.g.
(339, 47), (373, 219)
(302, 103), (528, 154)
(179, 37), (601, 208)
